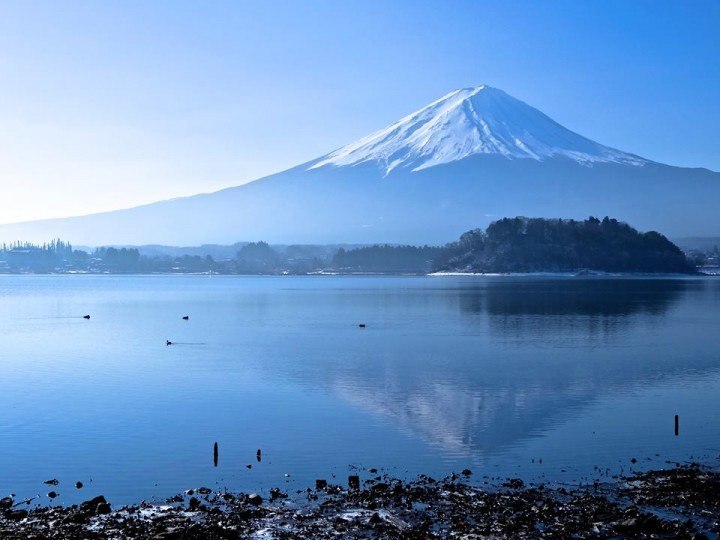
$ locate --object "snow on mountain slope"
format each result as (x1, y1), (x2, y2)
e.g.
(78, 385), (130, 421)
(1, 84), (718, 246)
(310, 86), (648, 174)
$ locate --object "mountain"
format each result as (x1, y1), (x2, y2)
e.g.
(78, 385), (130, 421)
(1, 85), (718, 246)
(310, 86), (647, 172)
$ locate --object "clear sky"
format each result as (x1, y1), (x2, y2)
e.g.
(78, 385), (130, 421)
(0, 0), (718, 223)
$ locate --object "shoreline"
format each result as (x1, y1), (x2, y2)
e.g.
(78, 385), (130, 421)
(0, 271), (715, 278)
(2, 464), (718, 538)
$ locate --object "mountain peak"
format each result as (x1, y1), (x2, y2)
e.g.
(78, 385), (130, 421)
(310, 86), (647, 174)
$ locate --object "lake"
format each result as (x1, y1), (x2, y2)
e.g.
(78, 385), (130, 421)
(1, 274), (719, 505)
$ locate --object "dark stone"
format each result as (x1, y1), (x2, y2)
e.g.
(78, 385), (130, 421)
(4, 509), (27, 521)
(315, 479), (328, 490)
(47, 491), (58, 499)
(502, 478), (525, 489)
(67, 511), (89, 524)
(80, 495), (107, 515)
(197, 487), (212, 495)
(96, 501), (111, 515)
(188, 497), (201, 511)
(348, 475), (360, 490)
(44, 479), (59, 485)
(75, 482), (84, 489)
(631, 458), (638, 464)
(0, 496), (13, 509)
(153, 527), (183, 540)
(269, 488), (287, 501)
(248, 493), (263, 506)
(462, 469), (472, 476)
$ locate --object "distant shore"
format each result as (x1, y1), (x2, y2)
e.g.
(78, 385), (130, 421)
(2, 463), (718, 538)
(1, 270), (718, 277)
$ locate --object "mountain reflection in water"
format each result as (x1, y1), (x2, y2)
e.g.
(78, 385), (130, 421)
(309, 279), (718, 457)
(1, 275), (719, 504)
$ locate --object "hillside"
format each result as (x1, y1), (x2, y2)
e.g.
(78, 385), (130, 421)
(433, 217), (696, 274)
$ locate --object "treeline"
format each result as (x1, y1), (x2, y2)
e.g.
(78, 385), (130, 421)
(433, 217), (696, 274)
(333, 245), (444, 273)
(0, 240), (88, 273)
(0, 217), (699, 274)
(0, 241), (329, 274)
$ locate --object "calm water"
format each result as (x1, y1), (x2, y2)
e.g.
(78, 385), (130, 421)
(1, 275), (719, 505)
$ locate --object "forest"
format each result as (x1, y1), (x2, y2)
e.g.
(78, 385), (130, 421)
(433, 217), (696, 274)
(0, 218), (701, 275)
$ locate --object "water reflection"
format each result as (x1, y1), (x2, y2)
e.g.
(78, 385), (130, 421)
(2, 275), (718, 502)
(468, 278), (687, 316)
(297, 279), (719, 458)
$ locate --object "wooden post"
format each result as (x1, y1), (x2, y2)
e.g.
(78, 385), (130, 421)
(674, 415), (679, 436)
(214, 442), (219, 466)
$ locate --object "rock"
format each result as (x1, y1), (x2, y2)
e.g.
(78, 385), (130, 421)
(348, 475), (360, 490)
(0, 496), (13, 509)
(462, 469), (473, 476)
(80, 495), (108, 515)
(4, 509), (27, 521)
(44, 479), (59, 485)
(248, 493), (263, 506)
(269, 487), (287, 501)
(502, 478), (525, 489)
(75, 481), (84, 489)
(369, 468), (377, 473)
(67, 511), (88, 524)
(47, 491), (59, 499)
(188, 497), (201, 511)
(372, 482), (389, 492)
(631, 458), (638, 464)
(246, 464), (252, 469)
(96, 501), (111, 515)
(315, 479), (328, 490)
(153, 528), (183, 540)
(197, 487), (212, 495)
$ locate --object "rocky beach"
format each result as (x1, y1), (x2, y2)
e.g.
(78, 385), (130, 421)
(2, 464), (719, 539)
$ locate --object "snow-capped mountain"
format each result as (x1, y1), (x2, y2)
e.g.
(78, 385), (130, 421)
(311, 86), (647, 174)
(0, 86), (718, 246)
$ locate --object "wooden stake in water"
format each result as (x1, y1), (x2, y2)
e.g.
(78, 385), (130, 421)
(674, 415), (679, 436)
(214, 442), (219, 467)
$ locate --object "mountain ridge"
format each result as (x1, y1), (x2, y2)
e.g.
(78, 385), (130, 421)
(309, 85), (649, 174)
(0, 86), (718, 245)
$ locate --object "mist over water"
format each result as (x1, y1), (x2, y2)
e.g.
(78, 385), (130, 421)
(1, 275), (719, 505)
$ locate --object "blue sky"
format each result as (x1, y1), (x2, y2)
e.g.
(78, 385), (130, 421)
(0, 0), (718, 222)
